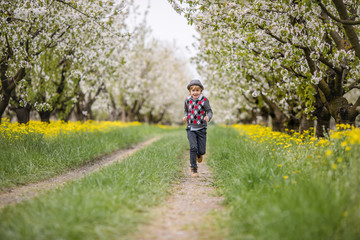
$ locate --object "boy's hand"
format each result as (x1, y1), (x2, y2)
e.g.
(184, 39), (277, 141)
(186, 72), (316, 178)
(204, 116), (210, 122)
(183, 117), (187, 123)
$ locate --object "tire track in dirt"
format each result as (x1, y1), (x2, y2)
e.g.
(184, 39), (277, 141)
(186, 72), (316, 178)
(0, 136), (160, 209)
(134, 157), (224, 240)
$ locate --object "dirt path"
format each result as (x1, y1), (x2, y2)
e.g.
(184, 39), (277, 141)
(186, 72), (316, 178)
(134, 157), (224, 240)
(0, 136), (160, 209)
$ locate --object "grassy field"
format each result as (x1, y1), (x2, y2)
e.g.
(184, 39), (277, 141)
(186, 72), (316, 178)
(207, 125), (360, 240)
(2, 120), (359, 239)
(0, 130), (188, 240)
(0, 120), (170, 190)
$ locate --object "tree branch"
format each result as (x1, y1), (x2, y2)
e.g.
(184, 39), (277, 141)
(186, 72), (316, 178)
(258, 26), (342, 74)
(348, 79), (360, 90)
(241, 92), (254, 104)
(316, 0), (360, 25)
(258, 25), (308, 50)
(351, 95), (360, 114)
(5, 68), (26, 92)
(281, 64), (307, 79)
(54, 0), (99, 21)
(261, 93), (289, 120)
(258, 25), (286, 44)
(318, 54), (342, 75)
(54, 0), (118, 35)
(330, 0), (360, 59)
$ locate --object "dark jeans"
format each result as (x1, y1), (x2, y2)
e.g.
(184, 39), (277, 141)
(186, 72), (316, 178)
(186, 128), (207, 169)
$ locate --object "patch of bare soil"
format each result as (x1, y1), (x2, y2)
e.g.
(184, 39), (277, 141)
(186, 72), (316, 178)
(134, 157), (224, 240)
(0, 136), (160, 209)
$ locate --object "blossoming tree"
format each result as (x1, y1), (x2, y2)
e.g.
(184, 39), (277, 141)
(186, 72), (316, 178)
(106, 22), (190, 123)
(0, 0), (133, 123)
(170, 0), (360, 135)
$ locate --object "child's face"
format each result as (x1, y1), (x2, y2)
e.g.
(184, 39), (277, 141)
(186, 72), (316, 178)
(190, 86), (202, 99)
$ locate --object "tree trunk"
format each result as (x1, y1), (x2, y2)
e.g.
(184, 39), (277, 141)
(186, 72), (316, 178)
(314, 106), (331, 137)
(0, 93), (11, 124)
(316, 115), (331, 138)
(271, 112), (287, 132)
(250, 108), (257, 124)
(84, 103), (94, 120)
(120, 96), (128, 122)
(328, 97), (349, 124)
(81, 84), (104, 121)
(128, 100), (139, 121)
(312, 92), (331, 137)
(108, 93), (119, 121)
(258, 106), (269, 126)
(38, 110), (52, 123)
(155, 111), (165, 124)
(147, 110), (165, 124)
(14, 105), (32, 124)
(348, 96), (360, 125)
(261, 94), (288, 132)
(121, 106), (127, 122)
(332, 0), (360, 59)
(0, 68), (26, 123)
(63, 106), (75, 122)
(285, 115), (300, 131)
(300, 114), (315, 133)
(74, 101), (85, 121)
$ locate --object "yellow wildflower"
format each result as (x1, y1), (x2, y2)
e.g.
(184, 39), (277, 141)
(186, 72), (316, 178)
(331, 163), (337, 170)
(325, 149), (332, 156)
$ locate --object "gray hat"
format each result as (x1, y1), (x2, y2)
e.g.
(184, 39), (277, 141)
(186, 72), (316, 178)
(187, 79), (204, 90)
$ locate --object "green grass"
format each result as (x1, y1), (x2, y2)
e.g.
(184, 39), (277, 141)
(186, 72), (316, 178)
(0, 125), (167, 190)
(0, 130), (188, 240)
(207, 126), (360, 240)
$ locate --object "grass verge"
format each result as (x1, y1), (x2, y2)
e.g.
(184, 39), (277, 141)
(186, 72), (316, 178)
(208, 126), (360, 240)
(0, 130), (188, 240)
(0, 125), (168, 191)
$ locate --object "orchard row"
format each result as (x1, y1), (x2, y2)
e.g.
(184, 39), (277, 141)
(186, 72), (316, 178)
(170, 0), (360, 136)
(1, 1), (189, 124)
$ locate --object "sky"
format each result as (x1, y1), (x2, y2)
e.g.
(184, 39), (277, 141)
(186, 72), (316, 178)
(135, 0), (200, 78)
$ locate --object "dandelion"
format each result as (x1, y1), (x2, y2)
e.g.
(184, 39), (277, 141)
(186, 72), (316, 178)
(283, 175), (288, 180)
(325, 149), (332, 156)
(348, 128), (360, 145)
(316, 139), (329, 147)
(337, 157), (343, 163)
(331, 163), (337, 170)
(0, 120), (142, 140)
(277, 164), (282, 167)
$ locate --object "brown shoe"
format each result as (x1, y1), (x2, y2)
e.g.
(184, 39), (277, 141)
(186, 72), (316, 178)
(196, 154), (203, 163)
(191, 167), (199, 177)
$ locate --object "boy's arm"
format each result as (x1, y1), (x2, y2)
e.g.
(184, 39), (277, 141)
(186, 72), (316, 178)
(184, 100), (188, 118)
(204, 98), (213, 121)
